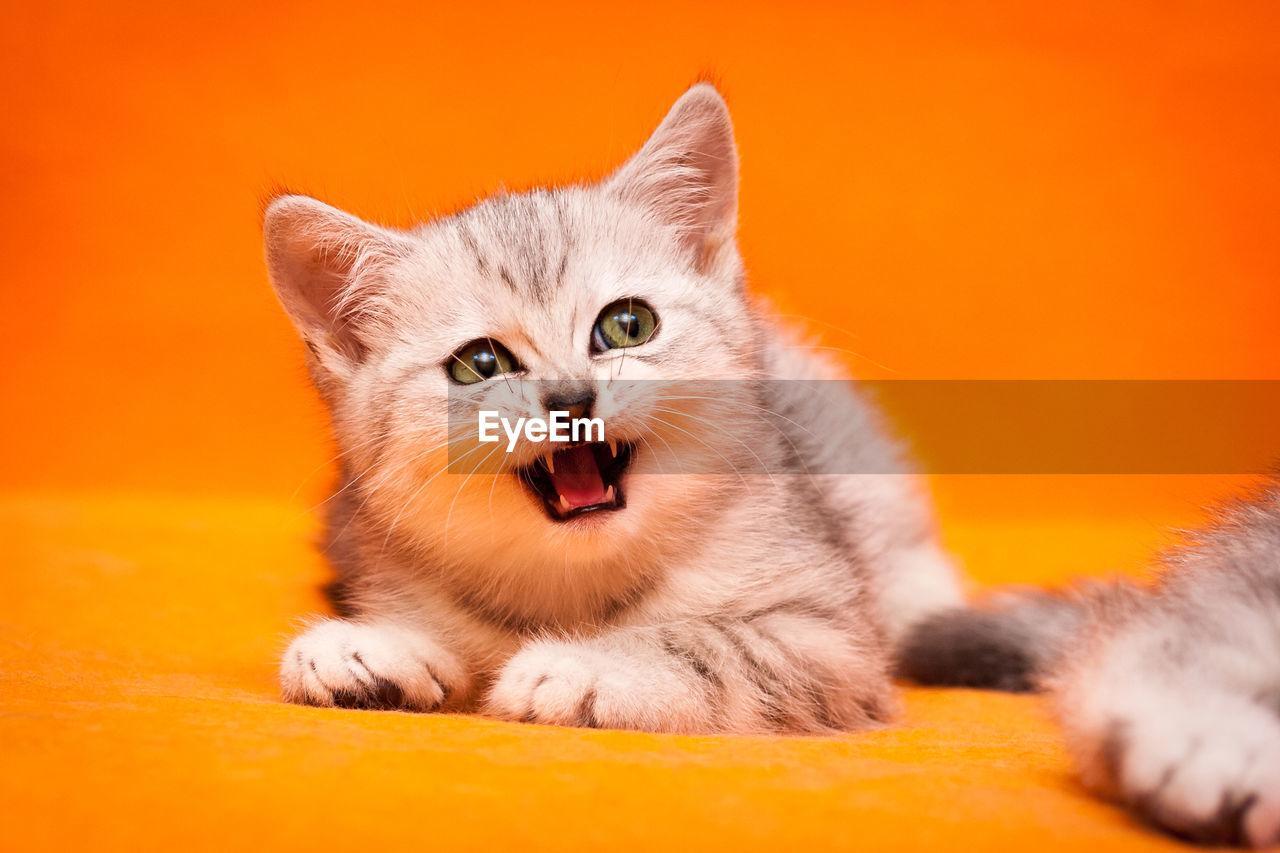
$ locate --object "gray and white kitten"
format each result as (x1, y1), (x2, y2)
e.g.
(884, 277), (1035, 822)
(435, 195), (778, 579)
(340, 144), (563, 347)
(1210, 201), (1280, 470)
(900, 480), (1280, 846)
(265, 84), (961, 734)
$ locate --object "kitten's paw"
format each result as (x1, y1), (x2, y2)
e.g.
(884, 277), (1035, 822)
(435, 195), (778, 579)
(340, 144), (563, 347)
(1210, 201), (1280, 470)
(280, 619), (462, 712)
(1104, 696), (1280, 848)
(485, 639), (708, 732)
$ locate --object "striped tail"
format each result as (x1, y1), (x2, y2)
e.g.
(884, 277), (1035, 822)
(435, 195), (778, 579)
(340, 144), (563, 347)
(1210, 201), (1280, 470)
(894, 586), (1096, 692)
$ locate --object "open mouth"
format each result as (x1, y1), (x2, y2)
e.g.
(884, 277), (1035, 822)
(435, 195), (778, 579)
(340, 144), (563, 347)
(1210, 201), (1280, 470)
(518, 440), (635, 521)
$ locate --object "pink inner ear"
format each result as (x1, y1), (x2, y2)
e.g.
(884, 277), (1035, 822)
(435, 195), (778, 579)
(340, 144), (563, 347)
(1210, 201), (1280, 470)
(608, 85), (740, 270)
(263, 195), (411, 363)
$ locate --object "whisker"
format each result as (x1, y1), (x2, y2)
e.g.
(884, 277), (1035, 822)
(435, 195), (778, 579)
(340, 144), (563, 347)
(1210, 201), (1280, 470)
(651, 394), (816, 478)
(633, 432), (668, 475)
(642, 412), (751, 489)
(377, 439), (493, 556)
(654, 393), (818, 437)
(649, 405), (778, 487)
(772, 342), (897, 375)
(444, 442), (505, 548)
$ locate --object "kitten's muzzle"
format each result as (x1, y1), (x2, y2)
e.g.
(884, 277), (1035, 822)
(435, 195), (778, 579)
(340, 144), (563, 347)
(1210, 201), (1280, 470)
(517, 441), (634, 522)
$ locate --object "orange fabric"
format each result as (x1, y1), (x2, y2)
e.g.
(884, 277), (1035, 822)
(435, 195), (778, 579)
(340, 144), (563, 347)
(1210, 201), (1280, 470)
(4, 0), (1278, 850)
(0, 495), (1208, 851)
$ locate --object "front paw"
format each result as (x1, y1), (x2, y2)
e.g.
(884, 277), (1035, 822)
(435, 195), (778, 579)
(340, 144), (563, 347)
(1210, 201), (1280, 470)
(485, 639), (709, 732)
(280, 619), (461, 712)
(1104, 697), (1280, 847)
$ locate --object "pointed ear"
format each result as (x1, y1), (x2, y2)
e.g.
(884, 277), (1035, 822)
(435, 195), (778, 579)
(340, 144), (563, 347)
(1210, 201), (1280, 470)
(607, 83), (739, 273)
(262, 195), (413, 367)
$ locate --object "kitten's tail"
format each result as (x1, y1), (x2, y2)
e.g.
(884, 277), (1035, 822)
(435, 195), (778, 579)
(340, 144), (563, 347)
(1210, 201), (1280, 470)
(894, 583), (1124, 692)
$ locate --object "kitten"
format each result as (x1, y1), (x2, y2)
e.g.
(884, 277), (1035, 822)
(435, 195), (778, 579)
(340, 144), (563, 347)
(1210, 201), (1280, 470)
(265, 84), (961, 734)
(899, 480), (1280, 846)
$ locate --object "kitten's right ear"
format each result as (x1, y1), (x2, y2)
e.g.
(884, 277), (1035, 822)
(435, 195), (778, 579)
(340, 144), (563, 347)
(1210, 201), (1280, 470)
(262, 194), (413, 368)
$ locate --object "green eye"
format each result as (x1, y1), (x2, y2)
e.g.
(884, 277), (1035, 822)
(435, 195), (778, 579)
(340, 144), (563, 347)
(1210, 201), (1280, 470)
(594, 300), (657, 350)
(449, 339), (518, 384)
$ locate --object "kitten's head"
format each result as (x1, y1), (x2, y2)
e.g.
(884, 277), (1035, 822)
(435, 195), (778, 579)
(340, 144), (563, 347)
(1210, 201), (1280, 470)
(264, 84), (774, 575)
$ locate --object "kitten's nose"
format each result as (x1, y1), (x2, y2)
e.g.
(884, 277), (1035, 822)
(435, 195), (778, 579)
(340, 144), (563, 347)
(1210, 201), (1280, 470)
(542, 388), (595, 422)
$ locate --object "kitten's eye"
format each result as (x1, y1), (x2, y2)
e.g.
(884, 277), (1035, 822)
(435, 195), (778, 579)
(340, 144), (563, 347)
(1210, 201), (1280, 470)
(593, 299), (658, 350)
(449, 339), (518, 384)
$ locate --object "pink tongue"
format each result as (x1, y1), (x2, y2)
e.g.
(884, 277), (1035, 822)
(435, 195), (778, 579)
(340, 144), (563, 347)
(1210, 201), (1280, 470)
(550, 445), (607, 508)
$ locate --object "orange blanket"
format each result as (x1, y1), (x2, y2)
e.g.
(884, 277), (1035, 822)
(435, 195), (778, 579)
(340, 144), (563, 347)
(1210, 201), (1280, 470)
(1, 493), (1208, 851)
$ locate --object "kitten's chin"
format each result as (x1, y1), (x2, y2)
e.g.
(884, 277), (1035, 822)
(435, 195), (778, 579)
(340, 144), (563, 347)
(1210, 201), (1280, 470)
(517, 441), (635, 523)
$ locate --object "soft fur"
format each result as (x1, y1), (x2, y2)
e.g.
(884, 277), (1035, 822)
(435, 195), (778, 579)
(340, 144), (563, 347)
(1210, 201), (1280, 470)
(901, 480), (1280, 846)
(265, 84), (961, 734)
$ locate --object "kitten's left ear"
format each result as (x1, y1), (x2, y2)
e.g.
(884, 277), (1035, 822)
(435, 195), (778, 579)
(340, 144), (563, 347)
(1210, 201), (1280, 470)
(607, 83), (739, 274)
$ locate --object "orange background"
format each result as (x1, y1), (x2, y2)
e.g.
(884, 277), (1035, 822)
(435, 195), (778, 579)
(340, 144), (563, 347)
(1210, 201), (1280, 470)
(4, 0), (1278, 525)
(4, 3), (1280, 850)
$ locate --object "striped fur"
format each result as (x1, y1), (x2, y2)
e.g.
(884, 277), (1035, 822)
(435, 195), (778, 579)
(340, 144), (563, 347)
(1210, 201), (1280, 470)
(900, 480), (1280, 846)
(264, 84), (961, 734)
